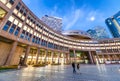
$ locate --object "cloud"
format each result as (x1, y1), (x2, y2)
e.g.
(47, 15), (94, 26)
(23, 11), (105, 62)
(62, 4), (87, 31)
(64, 9), (81, 30)
(23, 0), (106, 31)
(50, 5), (58, 15)
(86, 10), (105, 22)
(64, 9), (105, 31)
(86, 11), (96, 21)
(61, 4), (106, 31)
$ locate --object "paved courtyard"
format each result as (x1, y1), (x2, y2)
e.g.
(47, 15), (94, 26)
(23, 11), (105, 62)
(0, 64), (120, 81)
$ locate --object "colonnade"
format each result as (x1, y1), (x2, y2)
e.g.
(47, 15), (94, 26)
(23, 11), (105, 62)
(96, 54), (120, 64)
(3, 41), (120, 66)
(3, 41), (70, 65)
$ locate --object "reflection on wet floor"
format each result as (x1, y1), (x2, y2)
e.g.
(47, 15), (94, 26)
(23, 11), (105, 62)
(0, 64), (120, 81)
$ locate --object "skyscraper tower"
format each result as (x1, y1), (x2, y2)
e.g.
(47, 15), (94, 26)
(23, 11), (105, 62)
(41, 15), (62, 32)
(105, 11), (120, 38)
(87, 26), (109, 40)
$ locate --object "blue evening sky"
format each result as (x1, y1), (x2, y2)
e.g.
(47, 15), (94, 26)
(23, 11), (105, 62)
(23, 0), (120, 37)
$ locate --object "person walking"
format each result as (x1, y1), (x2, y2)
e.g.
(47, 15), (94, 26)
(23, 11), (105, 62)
(72, 62), (76, 73)
(77, 63), (80, 70)
(18, 57), (23, 69)
(77, 63), (81, 74)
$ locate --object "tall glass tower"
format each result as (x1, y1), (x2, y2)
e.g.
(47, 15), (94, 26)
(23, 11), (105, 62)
(41, 15), (62, 32)
(87, 26), (109, 40)
(105, 11), (120, 38)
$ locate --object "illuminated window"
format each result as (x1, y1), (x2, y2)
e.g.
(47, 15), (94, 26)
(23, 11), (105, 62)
(36, 26), (38, 30)
(18, 22), (22, 28)
(13, 9), (18, 14)
(22, 16), (25, 20)
(6, 3), (12, 9)
(26, 19), (29, 23)
(23, 26), (27, 30)
(0, 0), (7, 4)
(27, 27), (30, 32)
(8, 16), (14, 22)
(18, 12), (22, 17)
(14, 19), (18, 25)
(0, 7), (7, 21)
(32, 24), (34, 27)
(29, 22), (32, 26)
(30, 30), (33, 34)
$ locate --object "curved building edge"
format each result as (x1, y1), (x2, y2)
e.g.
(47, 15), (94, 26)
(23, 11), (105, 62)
(0, 0), (119, 65)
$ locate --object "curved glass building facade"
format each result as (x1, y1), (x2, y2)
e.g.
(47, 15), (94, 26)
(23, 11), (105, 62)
(0, 0), (120, 66)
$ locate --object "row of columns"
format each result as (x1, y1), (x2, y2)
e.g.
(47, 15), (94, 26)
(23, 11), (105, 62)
(72, 49), (95, 64)
(4, 42), (101, 66)
(4, 42), (120, 65)
(96, 54), (120, 64)
(3, 41), (70, 66)
(34, 50), (69, 65)
(6, 41), (120, 65)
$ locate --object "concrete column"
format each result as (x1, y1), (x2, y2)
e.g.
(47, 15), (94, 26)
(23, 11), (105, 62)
(57, 53), (60, 64)
(111, 55), (114, 61)
(119, 54), (120, 60)
(118, 54), (120, 60)
(88, 51), (94, 64)
(30, 51), (34, 65)
(66, 53), (69, 64)
(117, 55), (119, 61)
(39, 50), (42, 63)
(96, 54), (100, 64)
(44, 50), (47, 63)
(36, 48), (40, 64)
(23, 45), (30, 66)
(113, 55), (115, 61)
(48, 52), (51, 63)
(114, 55), (118, 61)
(4, 41), (18, 65)
(62, 53), (65, 64)
(108, 55), (111, 61)
(41, 51), (43, 63)
(50, 52), (54, 64)
(73, 50), (76, 62)
(108, 55), (113, 61)
(102, 54), (105, 63)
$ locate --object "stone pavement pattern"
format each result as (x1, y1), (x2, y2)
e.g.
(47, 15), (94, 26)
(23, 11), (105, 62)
(0, 64), (120, 81)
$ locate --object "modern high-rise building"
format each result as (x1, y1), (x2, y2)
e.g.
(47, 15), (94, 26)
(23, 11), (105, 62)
(41, 15), (62, 32)
(105, 11), (120, 38)
(87, 26), (109, 40)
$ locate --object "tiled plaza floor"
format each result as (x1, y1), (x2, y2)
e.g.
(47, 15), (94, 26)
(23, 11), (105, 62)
(0, 64), (120, 81)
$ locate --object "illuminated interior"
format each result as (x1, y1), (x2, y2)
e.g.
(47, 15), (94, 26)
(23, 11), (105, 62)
(0, 7), (7, 20)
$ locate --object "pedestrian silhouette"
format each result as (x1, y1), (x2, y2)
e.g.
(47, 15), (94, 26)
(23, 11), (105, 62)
(77, 63), (80, 70)
(77, 63), (81, 74)
(18, 57), (23, 69)
(72, 62), (76, 73)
